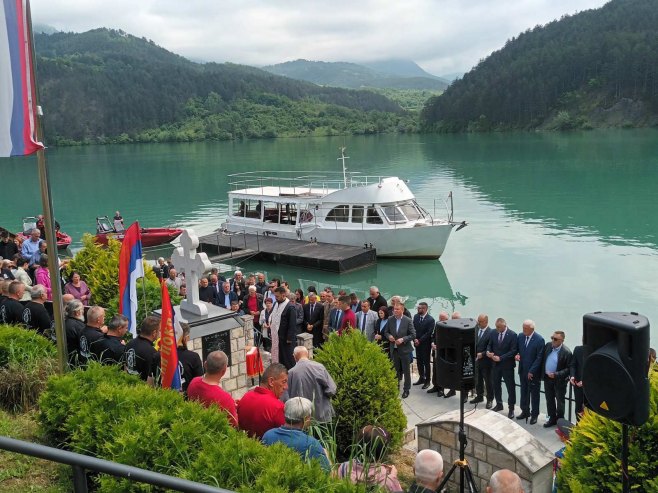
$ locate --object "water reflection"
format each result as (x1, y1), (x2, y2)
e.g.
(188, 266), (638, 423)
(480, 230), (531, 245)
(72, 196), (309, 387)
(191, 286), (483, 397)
(418, 130), (658, 250)
(231, 258), (467, 317)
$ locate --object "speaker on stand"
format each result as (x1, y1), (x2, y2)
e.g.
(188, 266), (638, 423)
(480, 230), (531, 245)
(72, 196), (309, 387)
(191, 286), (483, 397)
(582, 311), (650, 493)
(435, 318), (478, 493)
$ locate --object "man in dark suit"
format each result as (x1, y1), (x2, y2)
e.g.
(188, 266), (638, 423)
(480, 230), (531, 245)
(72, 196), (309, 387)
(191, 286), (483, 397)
(569, 340), (586, 422)
(542, 330), (572, 428)
(471, 314), (494, 408)
(486, 317), (518, 418)
(198, 277), (218, 305)
(413, 302), (435, 389)
(366, 285), (387, 313)
(303, 292), (325, 348)
(216, 281), (238, 309)
(355, 299), (378, 341)
(274, 287), (298, 370)
(515, 319), (545, 424)
(383, 302), (416, 399)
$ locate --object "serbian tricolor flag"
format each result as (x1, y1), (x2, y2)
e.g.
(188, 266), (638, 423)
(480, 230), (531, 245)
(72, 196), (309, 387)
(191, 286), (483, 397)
(159, 281), (181, 390)
(0, 0), (44, 157)
(118, 222), (144, 337)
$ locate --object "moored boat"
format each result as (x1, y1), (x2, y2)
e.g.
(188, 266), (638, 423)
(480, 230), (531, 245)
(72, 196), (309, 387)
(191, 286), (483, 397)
(221, 149), (466, 259)
(17, 216), (72, 250)
(94, 216), (183, 248)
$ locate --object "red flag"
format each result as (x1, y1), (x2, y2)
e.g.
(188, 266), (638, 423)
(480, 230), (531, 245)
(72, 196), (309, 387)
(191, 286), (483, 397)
(159, 282), (181, 389)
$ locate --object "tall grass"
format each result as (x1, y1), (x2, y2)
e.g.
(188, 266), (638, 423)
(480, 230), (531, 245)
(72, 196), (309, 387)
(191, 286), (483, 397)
(0, 324), (58, 413)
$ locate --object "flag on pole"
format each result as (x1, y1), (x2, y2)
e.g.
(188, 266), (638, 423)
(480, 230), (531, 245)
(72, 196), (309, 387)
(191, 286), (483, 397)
(159, 281), (181, 390)
(0, 0), (44, 157)
(119, 222), (144, 337)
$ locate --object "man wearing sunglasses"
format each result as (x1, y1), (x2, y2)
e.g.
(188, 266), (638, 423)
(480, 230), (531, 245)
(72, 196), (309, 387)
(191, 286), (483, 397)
(542, 331), (572, 428)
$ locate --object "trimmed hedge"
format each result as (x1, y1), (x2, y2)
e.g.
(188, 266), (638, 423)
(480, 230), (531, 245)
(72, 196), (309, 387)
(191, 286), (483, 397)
(65, 234), (180, 324)
(39, 364), (367, 492)
(558, 370), (658, 492)
(314, 330), (407, 460)
(0, 324), (57, 412)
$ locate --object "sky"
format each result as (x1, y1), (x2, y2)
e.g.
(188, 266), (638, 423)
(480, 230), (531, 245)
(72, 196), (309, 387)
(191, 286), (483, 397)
(30, 0), (610, 77)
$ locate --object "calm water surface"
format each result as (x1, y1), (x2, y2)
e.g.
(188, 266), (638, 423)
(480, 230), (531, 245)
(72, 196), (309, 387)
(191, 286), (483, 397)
(3, 130), (658, 346)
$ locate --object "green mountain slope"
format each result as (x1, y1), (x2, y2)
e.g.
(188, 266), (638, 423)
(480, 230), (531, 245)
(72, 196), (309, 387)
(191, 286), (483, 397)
(263, 59), (448, 91)
(34, 29), (411, 144)
(421, 0), (658, 132)
(362, 59), (446, 82)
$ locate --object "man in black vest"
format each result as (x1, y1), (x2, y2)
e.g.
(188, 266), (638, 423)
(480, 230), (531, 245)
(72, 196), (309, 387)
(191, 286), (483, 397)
(93, 314), (129, 365)
(22, 284), (53, 336)
(78, 306), (106, 366)
(124, 316), (160, 385)
(0, 281), (25, 325)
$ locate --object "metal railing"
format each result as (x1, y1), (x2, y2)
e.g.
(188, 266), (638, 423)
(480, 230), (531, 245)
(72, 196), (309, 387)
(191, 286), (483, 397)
(0, 435), (232, 493)
(227, 170), (390, 195)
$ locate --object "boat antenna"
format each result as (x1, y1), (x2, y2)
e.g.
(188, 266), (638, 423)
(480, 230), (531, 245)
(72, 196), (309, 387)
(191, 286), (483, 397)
(338, 146), (350, 188)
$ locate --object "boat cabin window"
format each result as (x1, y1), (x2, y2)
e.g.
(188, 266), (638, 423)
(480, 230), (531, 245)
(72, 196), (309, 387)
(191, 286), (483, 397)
(399, 201), (423, 221)
(280, 203), (297, 225)
(351, 206), (364, 223)
(263, 201), (281, 223)
(232, 199), (262, 219)
(366, 206), (383, 224)
(382, 205), (407, 224)
(326, 205), (349, 222)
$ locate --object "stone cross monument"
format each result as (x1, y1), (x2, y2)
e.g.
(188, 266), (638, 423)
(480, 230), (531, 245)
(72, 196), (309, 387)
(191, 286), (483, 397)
(171, 229), (212, 316)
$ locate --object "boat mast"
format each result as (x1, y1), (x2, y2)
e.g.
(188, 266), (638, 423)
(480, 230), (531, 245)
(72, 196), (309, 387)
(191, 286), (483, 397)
(338, 146), (350, 188)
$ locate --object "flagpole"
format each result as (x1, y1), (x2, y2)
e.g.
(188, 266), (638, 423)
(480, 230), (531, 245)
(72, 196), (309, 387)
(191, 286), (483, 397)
(142, 275), (149, 319)
(26, 3), (67, 373)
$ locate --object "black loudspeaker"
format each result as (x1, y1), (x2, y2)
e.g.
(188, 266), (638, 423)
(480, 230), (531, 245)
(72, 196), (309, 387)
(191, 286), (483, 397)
(435, 318), (476, 391)
(582, 312), (650, 426)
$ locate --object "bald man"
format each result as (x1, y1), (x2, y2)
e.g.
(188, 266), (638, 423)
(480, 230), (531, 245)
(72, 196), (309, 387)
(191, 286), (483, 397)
(408, 449), (444, 493)
(287, 346), (336, 423)
(487, 469), (524, 493)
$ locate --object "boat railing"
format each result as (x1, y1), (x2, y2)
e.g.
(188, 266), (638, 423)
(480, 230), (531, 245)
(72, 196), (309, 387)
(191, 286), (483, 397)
(227, 171), (392, 195)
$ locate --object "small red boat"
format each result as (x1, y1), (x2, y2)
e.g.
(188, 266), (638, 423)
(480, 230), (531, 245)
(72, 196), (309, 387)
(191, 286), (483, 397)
(17, 216), (72, 250)
(94, 216), (183, 248)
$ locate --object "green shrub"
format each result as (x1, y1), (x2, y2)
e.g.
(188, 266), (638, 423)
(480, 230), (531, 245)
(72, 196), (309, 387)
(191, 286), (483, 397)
(558, 370), (658, 492)
(314, 330), (407, 460)
(65, 234), (180, 325)
(0, 324), (57, 412)
(39, 363), (365, 492)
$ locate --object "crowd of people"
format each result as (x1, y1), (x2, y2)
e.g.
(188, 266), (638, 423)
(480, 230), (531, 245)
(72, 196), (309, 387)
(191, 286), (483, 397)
(6, 251), (645, 492)
(173, 265), (595, 428)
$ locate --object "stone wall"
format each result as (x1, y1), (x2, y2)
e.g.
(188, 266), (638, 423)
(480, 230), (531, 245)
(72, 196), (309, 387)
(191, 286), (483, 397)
(189, 315), (254, 400)
(417, 409), (555, 493)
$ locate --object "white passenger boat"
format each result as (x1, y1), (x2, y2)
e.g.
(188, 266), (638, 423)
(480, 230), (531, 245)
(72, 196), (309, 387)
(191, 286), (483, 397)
(221, 149), (466, 259)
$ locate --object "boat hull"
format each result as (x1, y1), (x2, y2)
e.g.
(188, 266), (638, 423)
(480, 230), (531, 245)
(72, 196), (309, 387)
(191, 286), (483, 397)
(223, 221), (454, 259)
(95, 228), (183, 248)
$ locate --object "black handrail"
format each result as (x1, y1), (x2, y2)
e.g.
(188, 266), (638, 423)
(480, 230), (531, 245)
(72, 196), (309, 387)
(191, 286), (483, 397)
(0, 436), (232, 493)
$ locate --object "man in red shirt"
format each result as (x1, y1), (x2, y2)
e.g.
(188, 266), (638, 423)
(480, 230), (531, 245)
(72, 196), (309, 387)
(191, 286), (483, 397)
(337, 295), (356, 335)
(187, 350), (238, 428)
(237, 363), (288, 439)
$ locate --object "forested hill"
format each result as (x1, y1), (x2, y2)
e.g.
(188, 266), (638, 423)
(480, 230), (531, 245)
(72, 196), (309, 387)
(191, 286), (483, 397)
(34, 29), (411, 144)
(421, 0), (658, 132)
(263, 59), (448, 90)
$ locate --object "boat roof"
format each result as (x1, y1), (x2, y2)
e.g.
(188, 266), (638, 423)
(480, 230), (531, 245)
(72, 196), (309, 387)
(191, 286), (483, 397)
(228, 173), (415, 204)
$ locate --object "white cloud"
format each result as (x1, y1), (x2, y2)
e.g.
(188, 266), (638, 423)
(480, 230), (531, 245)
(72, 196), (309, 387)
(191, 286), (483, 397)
(30, 0), (609, 76)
